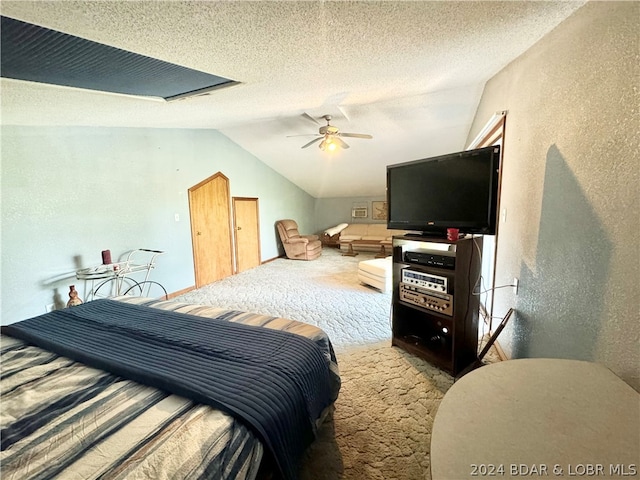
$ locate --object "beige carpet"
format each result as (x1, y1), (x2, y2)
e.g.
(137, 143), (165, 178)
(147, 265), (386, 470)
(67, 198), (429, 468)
(177, 248), (500, 479)
(300, 342), (455, 480)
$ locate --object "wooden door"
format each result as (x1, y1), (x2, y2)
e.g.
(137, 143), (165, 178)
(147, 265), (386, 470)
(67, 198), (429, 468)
(232, 197), (261, 273)
(188, 172), (233, 287)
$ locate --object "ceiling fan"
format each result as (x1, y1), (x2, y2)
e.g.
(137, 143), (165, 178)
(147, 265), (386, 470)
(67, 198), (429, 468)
(288, 115), (373, 151)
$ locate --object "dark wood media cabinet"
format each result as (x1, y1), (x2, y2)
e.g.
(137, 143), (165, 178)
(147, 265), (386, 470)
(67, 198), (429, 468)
(391, 235), (482, 376)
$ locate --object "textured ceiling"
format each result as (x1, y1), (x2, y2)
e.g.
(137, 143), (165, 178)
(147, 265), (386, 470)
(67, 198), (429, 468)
(0, 1), (586, 198)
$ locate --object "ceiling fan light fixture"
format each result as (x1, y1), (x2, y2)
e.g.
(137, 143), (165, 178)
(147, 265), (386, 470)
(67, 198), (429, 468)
(319, 137), (338, 151)
(292, 114), (371, 150)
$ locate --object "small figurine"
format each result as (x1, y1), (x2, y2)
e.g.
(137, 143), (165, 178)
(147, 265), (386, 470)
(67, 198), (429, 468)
(67, 285), (83, 307)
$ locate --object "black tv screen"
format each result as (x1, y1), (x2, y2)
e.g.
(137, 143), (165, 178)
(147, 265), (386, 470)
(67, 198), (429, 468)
(386, 145), (501, 235)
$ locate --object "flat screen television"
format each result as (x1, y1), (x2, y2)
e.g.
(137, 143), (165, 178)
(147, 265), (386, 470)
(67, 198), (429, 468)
(386, 145), (501, 236)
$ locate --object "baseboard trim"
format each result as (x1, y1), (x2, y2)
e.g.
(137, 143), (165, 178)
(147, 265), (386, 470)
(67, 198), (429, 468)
(167, 286), (195, 299)
(261, 255), (284, 264)
(480, 303), (509, 362)
(167, 257), (283, 297)
(168, 258), (282, 297)
(491, 337), (509, 361)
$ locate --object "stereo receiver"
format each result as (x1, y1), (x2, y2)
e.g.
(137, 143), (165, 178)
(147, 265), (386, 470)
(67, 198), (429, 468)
(401, 269), (448, 294)
(399, 283), (453, 316)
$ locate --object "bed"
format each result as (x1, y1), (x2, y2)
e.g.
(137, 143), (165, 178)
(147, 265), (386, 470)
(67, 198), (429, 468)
(1, 296), (341, 480)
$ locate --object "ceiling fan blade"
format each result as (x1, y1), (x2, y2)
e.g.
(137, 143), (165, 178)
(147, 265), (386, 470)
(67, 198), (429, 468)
(339, 132), (373, 139)
(334, 137), (350, 149)
(302, 112), (322, 126)
(302, 137), (323, 149)
(287, 134), (321, 137)
(337, 105), (351, 122)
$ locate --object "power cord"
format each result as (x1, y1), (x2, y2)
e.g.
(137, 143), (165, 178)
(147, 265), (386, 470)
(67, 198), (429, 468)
(473, 284), (519, 296)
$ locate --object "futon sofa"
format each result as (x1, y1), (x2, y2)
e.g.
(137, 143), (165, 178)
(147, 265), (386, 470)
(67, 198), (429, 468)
(337, 223), (407, 257)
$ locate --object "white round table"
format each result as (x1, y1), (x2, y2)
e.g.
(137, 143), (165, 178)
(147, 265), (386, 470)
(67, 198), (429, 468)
(431, 358), (639, 479)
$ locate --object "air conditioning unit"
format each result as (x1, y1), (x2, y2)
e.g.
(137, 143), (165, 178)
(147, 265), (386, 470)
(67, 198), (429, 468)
(352, 207), (368, 218)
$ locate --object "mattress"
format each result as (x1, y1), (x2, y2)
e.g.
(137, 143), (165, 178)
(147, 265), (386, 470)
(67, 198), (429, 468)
(1, 296), (341, 480)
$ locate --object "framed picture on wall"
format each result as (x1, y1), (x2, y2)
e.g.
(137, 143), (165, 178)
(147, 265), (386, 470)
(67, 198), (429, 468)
(372, 201), (387, 221)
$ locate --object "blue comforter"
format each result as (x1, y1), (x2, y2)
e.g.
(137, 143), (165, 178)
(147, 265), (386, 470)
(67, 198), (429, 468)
(3, 299), (335, 480)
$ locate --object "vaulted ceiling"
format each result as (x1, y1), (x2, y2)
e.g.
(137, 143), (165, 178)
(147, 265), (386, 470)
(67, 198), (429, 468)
(0, 1), (585, 198)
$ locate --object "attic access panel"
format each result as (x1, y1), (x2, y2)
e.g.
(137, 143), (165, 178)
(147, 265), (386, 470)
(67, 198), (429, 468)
(1, 16), (238, 101)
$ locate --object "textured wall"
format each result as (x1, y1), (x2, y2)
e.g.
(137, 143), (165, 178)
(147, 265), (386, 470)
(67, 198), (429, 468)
(314, 196), (387, 234)
(1, 126), (315, 323)
(467, 2), (639, 389)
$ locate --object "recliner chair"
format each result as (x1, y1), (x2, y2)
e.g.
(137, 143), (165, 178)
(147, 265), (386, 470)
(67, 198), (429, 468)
(276, 219), (322, 261)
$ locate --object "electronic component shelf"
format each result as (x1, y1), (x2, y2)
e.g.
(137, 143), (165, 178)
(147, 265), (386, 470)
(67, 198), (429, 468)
(391, 235), (482, 376)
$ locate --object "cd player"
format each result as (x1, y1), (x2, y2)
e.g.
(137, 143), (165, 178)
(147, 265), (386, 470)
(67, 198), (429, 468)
(404, 251), (455, 269)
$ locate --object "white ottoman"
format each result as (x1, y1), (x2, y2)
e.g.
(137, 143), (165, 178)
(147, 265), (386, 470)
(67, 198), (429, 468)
(358, 256), (392, 292)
